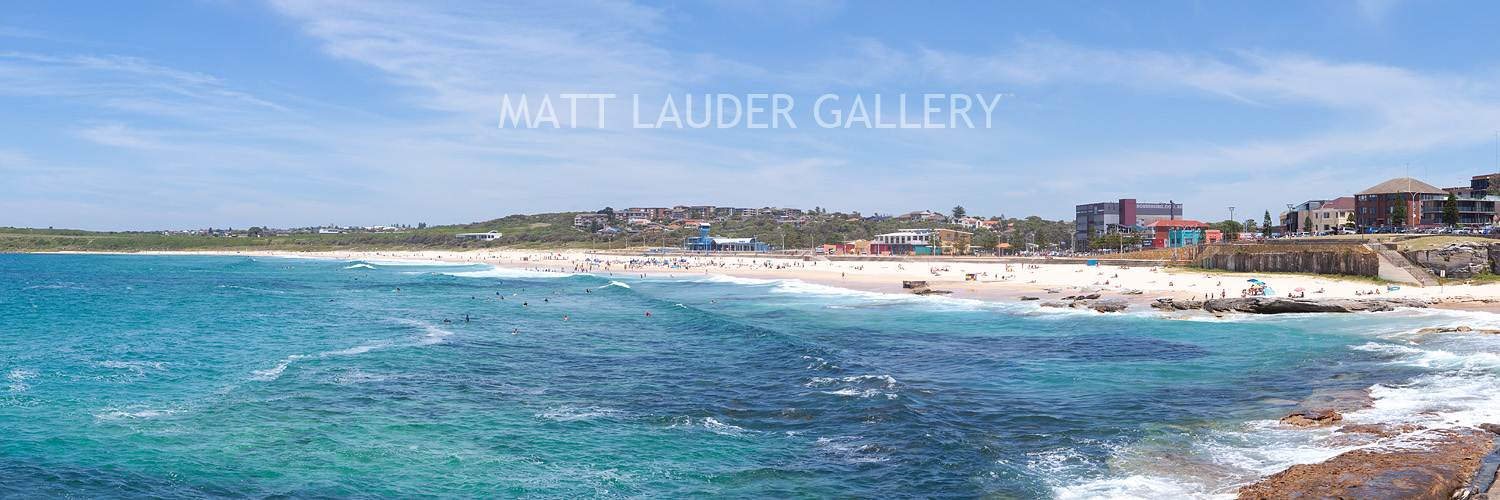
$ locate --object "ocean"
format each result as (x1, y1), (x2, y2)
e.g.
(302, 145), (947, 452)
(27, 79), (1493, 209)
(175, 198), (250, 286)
(3, 253), (1499, 499)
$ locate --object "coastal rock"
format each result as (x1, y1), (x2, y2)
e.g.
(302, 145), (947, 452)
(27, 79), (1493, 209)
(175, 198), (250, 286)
(1060, 293), (1101, 301)
(1279, 409), (1343, 427)
(1118, 289), (1143, 295)
(911, 288), (952, 295)
(1018, 296), (1040, 301)
(1202, 297), (1429, 314)
(1040, 299), (1128, 313)
(1337, 423), (1427, 438)
(1416, 326), (1500, 334)
(1090, 301), (1129, 313)
(1149, 298), (1203, 311)
(1409, 245), (1488, 279)
(1235, 427), (1497, 500)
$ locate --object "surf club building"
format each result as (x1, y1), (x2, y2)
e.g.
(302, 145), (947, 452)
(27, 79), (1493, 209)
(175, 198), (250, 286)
(868, 229), (974, 255)
(681, 223), (771, 252)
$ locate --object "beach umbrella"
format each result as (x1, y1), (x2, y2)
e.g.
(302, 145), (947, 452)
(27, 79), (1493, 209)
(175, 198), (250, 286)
(1294, 287), (1305, 292)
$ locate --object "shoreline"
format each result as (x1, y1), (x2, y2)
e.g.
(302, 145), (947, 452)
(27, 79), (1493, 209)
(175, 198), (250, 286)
(36, 248), (1500, 314)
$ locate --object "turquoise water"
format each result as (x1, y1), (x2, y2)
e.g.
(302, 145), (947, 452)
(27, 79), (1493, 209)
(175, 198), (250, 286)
(4, 254), (1500, 499)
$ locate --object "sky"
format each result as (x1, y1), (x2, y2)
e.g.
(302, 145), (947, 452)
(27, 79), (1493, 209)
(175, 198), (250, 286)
(5, 0), (1500, 230)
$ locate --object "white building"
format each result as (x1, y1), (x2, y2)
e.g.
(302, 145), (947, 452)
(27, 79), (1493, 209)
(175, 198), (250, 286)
(456, 231), (503, 241)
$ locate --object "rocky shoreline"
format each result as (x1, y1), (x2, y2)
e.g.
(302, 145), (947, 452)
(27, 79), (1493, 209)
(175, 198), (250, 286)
(1154, 296), (1431, 314)
(1233, 387), (1500, 500)
(1235, 426), (1499, 500)
(1024, 295), (1434, 314)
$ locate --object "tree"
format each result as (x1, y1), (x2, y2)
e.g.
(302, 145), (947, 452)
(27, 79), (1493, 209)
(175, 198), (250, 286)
(248, 226), (263, 237)
(1443, 191), (1460, 227)
(1262, 211), (1273, 236)
(1244, 219), (1258, 234)
(1304, 216), (1313, 233)
(1391, 194), (1407, 227)
(979, 233), (1000, 253)
(1488, 174), (1500, 197)
(598, 207), (615, 220)
(951, 205), (967, 219)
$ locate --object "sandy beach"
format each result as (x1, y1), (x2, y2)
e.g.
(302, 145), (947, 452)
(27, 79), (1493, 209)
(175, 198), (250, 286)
(69, 248), (1500, 312)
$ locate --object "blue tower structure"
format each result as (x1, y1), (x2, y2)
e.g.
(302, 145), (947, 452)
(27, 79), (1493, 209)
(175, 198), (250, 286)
(682, 223), (770, 252)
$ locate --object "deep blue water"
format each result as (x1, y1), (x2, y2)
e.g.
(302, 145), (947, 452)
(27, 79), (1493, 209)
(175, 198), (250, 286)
(4, 254), (1500, 499)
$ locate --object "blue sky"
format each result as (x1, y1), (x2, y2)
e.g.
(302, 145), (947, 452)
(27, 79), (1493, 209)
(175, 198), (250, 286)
(5, 0), (1500, 230)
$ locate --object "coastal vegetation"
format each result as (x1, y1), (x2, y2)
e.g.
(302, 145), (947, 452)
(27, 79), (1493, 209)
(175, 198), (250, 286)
(0, 213), (1076, 253)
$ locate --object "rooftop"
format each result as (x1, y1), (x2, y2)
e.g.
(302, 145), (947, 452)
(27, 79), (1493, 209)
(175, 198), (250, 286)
(1355, 177), (1446, 196)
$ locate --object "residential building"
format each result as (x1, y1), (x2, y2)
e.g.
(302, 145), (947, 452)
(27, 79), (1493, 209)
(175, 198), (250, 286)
(1353, 177), (1446, 227)
(1283, 197), (1355, 233)
(619, 207), (668, 220)
(1074, 199), (1182, 245)
(894, 210), (949, 222)
(573, 213), (610, 227)
(1440, 184), (1499, 226)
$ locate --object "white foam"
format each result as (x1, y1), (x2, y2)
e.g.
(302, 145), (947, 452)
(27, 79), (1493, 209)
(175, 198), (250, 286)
(96, 360), (168, 371)
(1351, 342), (1500, 371)
(699, 274), (780, 286)
(343, 263), (377, 269)
(325, 343), (388, 356)
(603, 280), (631, 289)
(97, 408), (171, 420)
(1053, 474), (1231, 500)
(363, 258), (476, 267)
(807, 375), (901, 398)
(442, 266), (577, 279)
(668, 416), (753, 436)
(538, 405), (622, 422)
(251, 354), (307, 381)
(7, 368), (36, 392)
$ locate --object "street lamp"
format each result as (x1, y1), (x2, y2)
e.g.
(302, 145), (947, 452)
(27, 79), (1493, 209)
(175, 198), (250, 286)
(1228, 207), (1235, 224)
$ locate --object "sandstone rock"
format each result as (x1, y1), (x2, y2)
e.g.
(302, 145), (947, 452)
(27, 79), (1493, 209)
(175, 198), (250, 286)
(1118, 289), (1143, 295)
(1337, 423), (1427, 438)
(912, 288), (951, 295)
(1280, 409), (1343, 427)
(1416, 326), (1500, 335)
(1150, 298), (1203, 311)
(1235, 427), (1497, 500)
(1203, 297), (1429, 314)
(1091, 301), (1129, 313)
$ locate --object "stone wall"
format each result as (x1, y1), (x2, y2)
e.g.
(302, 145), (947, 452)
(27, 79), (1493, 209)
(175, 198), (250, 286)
(1197, 245), (1378, 276)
